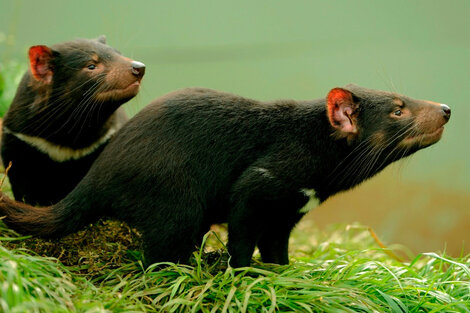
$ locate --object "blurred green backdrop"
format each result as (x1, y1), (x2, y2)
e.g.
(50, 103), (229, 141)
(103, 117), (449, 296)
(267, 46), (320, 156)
(0, 0), (468, 255)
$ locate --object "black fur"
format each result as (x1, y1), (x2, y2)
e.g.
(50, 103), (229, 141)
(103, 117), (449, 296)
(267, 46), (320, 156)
(0, 85), (450, 267)
(1, 37), (145, 205)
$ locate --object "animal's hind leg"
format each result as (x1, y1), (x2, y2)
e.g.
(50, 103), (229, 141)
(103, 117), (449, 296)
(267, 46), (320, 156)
(142, 223), (208, 266)
(136, 203), (209, 266)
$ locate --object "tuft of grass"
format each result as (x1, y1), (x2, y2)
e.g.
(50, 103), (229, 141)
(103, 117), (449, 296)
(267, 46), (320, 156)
(0, 217), (469, 312)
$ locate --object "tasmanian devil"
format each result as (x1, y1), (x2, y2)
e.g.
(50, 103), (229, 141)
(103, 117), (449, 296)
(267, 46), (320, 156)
(1, 36), (145, 205)
(0, 85), (450, 267)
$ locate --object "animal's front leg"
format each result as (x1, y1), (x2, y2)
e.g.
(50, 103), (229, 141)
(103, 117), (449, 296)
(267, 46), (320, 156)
(227, 202), (263, 267)
(227, 165), (309, 267)
(257, 192), (308, 265)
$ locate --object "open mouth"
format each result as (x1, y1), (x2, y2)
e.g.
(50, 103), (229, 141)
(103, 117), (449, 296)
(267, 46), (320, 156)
(400, 126), (444, 147)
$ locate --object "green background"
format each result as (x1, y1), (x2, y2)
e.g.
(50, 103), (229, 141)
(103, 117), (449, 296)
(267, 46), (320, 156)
(0, 0), (468, 253)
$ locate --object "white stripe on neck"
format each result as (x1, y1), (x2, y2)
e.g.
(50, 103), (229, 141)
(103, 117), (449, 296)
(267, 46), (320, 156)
(3, 127), (117, 162)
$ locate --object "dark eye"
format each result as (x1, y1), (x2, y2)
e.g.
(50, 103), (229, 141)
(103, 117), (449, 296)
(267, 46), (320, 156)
(87, 64), (96, 70)
(394, 109), (402, 116)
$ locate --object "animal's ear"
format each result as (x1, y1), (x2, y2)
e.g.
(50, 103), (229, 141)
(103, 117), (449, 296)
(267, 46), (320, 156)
(96, 35), (107, 44)
(326, 88), (359, 137)
(28, 45), (54, 84)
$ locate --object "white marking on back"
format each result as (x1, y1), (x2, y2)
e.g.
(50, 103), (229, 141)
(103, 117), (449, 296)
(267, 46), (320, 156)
(4, 126), (117, 162)
(253, 167), (275, 178)
(299, 188), (321, 213)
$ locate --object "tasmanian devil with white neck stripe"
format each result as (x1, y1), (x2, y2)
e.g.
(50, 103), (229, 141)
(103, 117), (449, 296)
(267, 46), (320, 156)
(1, 36), (145, 205)
(0, 85), (450, 267)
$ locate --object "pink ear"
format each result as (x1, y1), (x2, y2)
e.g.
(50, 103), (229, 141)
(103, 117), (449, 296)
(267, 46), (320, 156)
(327, 88), (358, 135)
(28, 45), (54, 84)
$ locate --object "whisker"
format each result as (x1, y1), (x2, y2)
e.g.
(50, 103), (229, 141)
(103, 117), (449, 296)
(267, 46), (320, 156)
(56, 81), (106, 136)
(330, 144), (377, 188)
(327, 136), (375, 179)
(327, 118), (418, 189)
(11, 75), (107, 136)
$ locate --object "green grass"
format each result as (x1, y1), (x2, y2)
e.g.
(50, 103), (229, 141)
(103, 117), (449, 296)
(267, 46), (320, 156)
(0, 218), (469, 313)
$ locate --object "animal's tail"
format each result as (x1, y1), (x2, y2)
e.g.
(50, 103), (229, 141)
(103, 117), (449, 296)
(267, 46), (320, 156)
(0, 190), (97, 238)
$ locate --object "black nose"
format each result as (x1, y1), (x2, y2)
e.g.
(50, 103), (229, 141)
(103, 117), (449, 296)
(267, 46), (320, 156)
(131, 61), (145, 77)
(441, 104), (451, 120)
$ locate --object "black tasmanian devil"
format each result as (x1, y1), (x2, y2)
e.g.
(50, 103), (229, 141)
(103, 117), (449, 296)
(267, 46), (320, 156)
(1, 36), (145, 205)
(0, 85), (450, 267)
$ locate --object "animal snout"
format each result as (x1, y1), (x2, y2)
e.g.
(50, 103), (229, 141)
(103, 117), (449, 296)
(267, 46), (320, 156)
(440, 104), (451, 121)
(131, 61), (146, 77)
